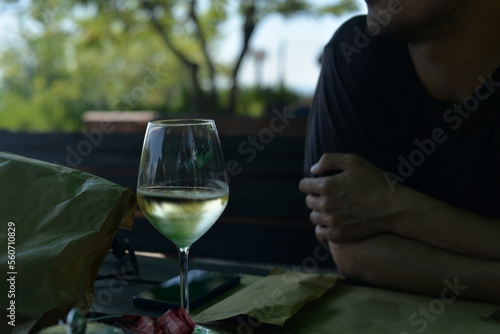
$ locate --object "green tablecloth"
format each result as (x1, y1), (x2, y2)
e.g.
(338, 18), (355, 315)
(93, 255), (500, 333)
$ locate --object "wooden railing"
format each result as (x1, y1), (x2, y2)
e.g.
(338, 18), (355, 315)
(0, 117), (331, 267)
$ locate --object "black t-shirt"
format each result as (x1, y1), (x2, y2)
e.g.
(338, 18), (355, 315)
(305, 15), (500, 218)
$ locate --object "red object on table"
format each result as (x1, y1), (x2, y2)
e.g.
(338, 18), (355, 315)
(177, 307), (196, 330)
(156, 309), (193, 334)
(118, 307), (195, 334)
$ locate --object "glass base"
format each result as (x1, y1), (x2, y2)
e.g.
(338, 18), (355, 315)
(194, 324), (219, 333)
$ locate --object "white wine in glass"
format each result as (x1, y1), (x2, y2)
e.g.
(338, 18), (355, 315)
(137, 187), (228, 249)
(137, 119), (229, 332)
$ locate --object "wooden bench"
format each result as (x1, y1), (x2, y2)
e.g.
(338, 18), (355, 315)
(0, 118), (331, 267)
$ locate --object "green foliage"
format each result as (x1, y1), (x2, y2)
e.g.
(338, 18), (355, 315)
(319, 0), (360, 16)
(0, 0), (359, 132)
(0, 91), (78, 132)
(234, 84), (301, 117)
(257, 0), (311, 18)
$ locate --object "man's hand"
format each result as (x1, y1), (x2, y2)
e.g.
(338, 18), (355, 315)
(300, 153), (500, 261)
(299, 153), (402, 242)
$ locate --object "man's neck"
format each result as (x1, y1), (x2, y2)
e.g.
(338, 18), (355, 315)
(408, 5), (500, 103)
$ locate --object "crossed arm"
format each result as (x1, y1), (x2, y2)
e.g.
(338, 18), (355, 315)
(299, 153), (500, 304)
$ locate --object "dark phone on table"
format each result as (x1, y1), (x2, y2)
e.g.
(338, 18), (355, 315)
(133, 269), (240, 311)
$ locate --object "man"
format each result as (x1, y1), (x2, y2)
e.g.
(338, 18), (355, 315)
(299, 0), (500, 304)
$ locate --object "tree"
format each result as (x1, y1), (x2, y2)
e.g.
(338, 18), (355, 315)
(0, 0), (359, 131)
(69, 0), (358, 113)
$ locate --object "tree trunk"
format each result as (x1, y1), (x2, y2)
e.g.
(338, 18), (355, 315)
(226, 0), (257, 114)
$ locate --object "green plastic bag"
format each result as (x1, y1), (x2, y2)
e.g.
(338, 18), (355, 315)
(0, 152), (137, 334)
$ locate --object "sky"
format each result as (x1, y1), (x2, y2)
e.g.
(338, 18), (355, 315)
(0, 4), (21, 47)
(229, 7), (366, 95)
(0, 1), (367, 96)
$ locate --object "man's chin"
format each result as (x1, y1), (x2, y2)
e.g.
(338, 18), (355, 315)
(365, 13), (390, 37)
(365, 13), (408, 40)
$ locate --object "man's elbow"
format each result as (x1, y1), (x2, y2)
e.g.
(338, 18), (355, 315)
(328, 241), (356, 277)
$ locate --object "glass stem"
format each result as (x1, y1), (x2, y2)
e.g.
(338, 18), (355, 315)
(178, 246), (190, 313)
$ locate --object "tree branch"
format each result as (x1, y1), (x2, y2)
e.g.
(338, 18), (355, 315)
(139, 0), (195, 69)
(139, 0), (204, 110)
(226, 0), (257, 114)
(188, 0), (218, 106)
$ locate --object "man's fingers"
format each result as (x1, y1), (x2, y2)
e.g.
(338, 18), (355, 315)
(332, 223), (381, 241)
(315, 224), (330, 242)
(299, 177), (319, 195)
(311, 210), (379, 242)
(299, 175), (340, 196)
(315, 221), (382, 243)
(310, 210), (330, 226)
(310, 153), (359, 175)
(305, 194), (334, 212)
(305, 192), (352, 215)
(309, 210), (359, 227)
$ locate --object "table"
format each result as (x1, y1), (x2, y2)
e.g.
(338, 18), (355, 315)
(91, 253), (271, 319)
(91, 254), (500, 333)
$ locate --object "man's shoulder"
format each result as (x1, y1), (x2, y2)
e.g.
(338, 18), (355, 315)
(325, 15), (371, 48)
(331, 16), (368, 39)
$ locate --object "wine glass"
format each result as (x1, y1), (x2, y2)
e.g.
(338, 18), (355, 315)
(137, 119), (229, 331)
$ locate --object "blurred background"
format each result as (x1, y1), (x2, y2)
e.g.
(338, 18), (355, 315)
(0, 0), (365, 132)
(0, 0), (367, 266)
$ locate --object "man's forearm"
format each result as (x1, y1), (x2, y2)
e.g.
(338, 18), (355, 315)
(390, 184), (500, 261)
(330, 233), (500, 304)
(300, 153), (500, 260)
